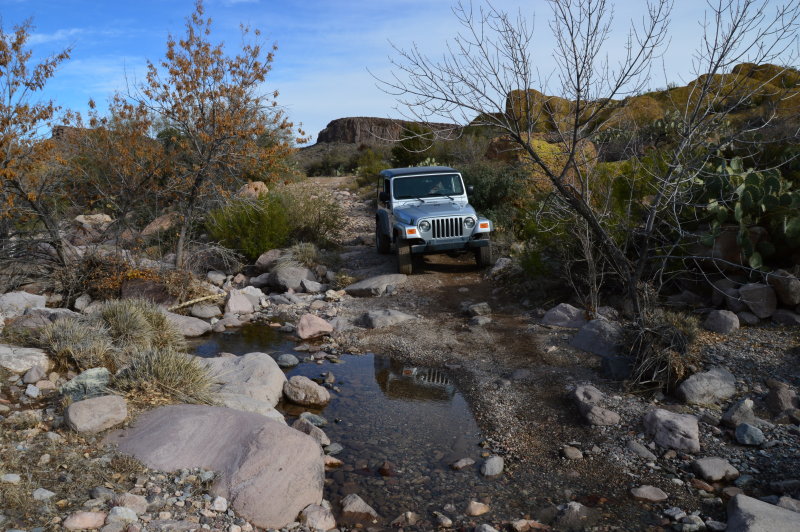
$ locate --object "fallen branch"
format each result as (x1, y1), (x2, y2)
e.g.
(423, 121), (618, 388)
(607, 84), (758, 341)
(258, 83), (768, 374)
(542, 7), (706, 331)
(167, 293), (225, 312)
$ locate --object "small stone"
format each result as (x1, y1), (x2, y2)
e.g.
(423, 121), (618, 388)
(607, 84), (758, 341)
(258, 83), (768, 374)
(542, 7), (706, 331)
(25, 384), (40, 398)
(340, 493), (379, 522)
(562, 446), (583, 460)
(481, 455), (504, 476)
(735, 423), (765, 446)
(276, 354), (300, 368)
(391, 511), (421, 526)
(630, 485), (668, 502)
(434, 511), (453, 528)
(299, 412), (328, 427)
(113, 493), (148, 515)
(467, 302), (491, 316)
(63, 511), (107, 530)
(1, 474), (21, 485)
(465, 501), (490, 516)
(106, 506), (138, 525)
(451, 458), (475, 470)
(691, 478), (715, 492)
(211, 496), (228, 512)
(692, 457), (740, 482)
(299, 503), (336, 530)
(33, 488), (56, 501)
(627, 440), (657, 461)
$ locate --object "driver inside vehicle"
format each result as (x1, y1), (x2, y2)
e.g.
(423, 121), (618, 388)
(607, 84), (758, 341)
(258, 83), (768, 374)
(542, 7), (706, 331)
(425, 177), (449, 195)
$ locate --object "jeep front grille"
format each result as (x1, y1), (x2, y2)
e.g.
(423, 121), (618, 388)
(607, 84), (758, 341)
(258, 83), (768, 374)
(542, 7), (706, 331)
(431, 217), (463, 239)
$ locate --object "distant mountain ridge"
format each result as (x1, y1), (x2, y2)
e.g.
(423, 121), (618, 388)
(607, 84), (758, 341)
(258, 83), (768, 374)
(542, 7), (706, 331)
(315, 117), (459, 145)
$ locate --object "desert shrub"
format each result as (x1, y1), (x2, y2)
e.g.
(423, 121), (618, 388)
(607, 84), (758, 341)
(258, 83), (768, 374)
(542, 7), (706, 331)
(288, 242), (319, 268)
(391, 123), (434, 167)
(113, 347), (216, 405)
(272, 183), (343, 246)
(355, 148), (389, 188)
(206, 194), (291, 262)
(37, 318), (114, 371)
(459, 161), (530, 235)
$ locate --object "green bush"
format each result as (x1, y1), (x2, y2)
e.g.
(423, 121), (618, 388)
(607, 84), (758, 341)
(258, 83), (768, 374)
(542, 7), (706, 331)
(355, 148), (388, 188)
(460, 161), (528, 233)
(206, 195), (290, 262)
(272, 184), (343, 247)
(391, 123), (434, 167)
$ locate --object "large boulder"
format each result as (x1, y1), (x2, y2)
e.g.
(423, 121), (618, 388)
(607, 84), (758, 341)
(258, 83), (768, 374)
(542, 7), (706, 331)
(164, 312), (211, 337)
(738, 283), (777, 319)
(767, 269), (800, 306)
(284, 376), (331, 407)
(569, 319), (623, 356)
(65, 395), (128, 433)
(541, 303), (587, 328)
(106, 405), (324, 530)
(727, 494), (800, 532)
(0, 344), (51, 375)
(267, 266), (316, 292)
(703, 310), (740, 334)
(0, 291), (47, 319)
(344, 274), (408, 297)
(643, 408), (700, 453)
(296, 314), (334, 339)
(772, 309), (800, 326)
(199, 352), (287, 407)
(676, 367), (736, 405)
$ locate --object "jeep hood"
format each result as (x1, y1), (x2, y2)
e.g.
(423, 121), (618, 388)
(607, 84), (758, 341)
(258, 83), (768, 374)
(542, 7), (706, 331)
(394, 201), (477, 224)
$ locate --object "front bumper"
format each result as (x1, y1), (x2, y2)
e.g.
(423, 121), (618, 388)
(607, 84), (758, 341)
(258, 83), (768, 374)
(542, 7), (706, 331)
(409, 237), (489, 254)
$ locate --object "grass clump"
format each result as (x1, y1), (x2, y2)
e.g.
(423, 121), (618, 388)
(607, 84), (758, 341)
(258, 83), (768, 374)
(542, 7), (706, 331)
(114, 348), (216, 405)
(37, 318), (114, 371)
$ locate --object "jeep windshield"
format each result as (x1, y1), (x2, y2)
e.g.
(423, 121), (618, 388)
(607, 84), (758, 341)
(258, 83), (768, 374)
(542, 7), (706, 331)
(393, 174), (464, 200)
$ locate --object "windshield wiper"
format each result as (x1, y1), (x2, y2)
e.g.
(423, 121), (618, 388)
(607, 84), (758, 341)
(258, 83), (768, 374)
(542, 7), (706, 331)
(429, 192), (454, 200)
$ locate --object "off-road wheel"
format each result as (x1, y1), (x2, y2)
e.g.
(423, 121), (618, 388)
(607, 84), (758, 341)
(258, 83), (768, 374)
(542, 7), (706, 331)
(376, 219), (390, 254)
(396, 240), (413, 274)
(475, 241), (492, 268)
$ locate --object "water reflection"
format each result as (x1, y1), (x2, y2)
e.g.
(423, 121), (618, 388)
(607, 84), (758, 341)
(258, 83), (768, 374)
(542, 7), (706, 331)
(374, 356), (456, 402)
(189, 323), (296, 357)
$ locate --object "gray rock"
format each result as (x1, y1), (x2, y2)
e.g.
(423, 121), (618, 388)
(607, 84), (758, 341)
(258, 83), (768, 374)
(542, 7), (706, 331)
(300, 279), (324, 293)
(276, 353), (300, 368)
(206, 270), (227, 286)
(112, 493), (148, 515)
(340, 493), (379, 523)
(360, 309), (415, 329)
(344, 274), (408, 297)
(724, 288), (748, 312)
(25, 384), (40, 398)
(469, 316), (492, 326)
(216, 393), (285, 424)
(630, 485), (668, 502)
(200, 352), (287, 407)
(777, 496), (800, 513)
(74, 293), (92, 312)
(765, 382), (798, 415)
(692, 457), (739, 482)
(569, 319), (623, 356)
(676, 367), (736, 405)
(23, 365), (46, 384)
(65, 395), (128, 433)
(0, 344), (50, 375)
(722, 398), (757, 428)
(299, 412), (327, 427)
(13, 307), (78, 330)
(712, 278), (737, 306)
(555, 501), (599, 530)
(106, 404), (324, 530)
(106, 506), (138, 525)
(284, 375), (330, 407)
(475, 525), (499, 532)
(239, 286), (265, 306)
(225, 290), (254, 315)
(296, 314), (333, 339)
(0, 291), (46, 319)
(727, 494), (800, 531)
(32, 488), (55, 500)
(190, 304), (221, 319)
(735, 423), (765, 446)
(254, 249), (284, 272)
(1, 474), (21, 484)
(467, 302), (491, 317)
(60, 367), (112, 402)
(324, 442), (344, 455)
(772, 309), (800, 326)
(738, 311), (760, 325)
(643, 409), (700, 453)
(267, 266), (315, 292)
(627, 440), (657, 461)
(291, 418), (330, 446)
(767, 269), (800, 306)
(248, 272), (271, 289)
(704, 310), (739, 334)
(739, 283), (777, 318)
(541, 303), (587, 328)
(451, 458), (475, 470)
(299, 504), (336, 531)
(562, 446), (583, 460)
(571, 384), (620, 425)
(164, 312), (211, 337)
(480, 455), (504, 476)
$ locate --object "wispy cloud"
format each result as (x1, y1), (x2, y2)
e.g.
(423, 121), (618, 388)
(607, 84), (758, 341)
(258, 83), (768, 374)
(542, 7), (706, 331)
(28, 27), (83, 45)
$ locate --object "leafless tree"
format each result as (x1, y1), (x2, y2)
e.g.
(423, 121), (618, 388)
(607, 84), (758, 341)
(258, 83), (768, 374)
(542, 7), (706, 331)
(380, 0), (800, 323)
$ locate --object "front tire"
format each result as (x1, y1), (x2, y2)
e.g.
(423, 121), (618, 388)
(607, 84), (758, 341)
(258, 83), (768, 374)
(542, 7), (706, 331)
(475, 241), (492, 268)
(396, 240), (413, 274)
(376, 219), (390, 254)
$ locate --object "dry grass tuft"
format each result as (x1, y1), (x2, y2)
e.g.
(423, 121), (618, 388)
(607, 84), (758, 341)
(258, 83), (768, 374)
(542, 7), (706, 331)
(37, 318), (114, 371)
(114, 348), (217, 405)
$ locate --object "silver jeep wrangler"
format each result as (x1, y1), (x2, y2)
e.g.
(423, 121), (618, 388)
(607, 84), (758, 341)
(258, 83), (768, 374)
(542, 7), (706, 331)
(375, 166), (493, 274)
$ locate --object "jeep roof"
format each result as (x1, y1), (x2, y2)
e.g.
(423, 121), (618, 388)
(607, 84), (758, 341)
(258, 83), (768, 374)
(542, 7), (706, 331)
(379, 166), (458, 178)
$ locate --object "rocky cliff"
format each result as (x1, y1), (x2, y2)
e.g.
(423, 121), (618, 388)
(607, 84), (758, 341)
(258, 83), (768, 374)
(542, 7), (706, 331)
(316, 117), (459, 145)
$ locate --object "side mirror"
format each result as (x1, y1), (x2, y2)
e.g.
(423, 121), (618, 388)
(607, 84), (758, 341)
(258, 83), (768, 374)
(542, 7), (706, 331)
(467, 185), (474, 194)
(379, 191), (390, 203)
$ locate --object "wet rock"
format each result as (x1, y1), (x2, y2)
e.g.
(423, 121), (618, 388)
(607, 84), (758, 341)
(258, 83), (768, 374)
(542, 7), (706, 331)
(562, 446), (583, 460)
(772, 309), (800, 326)
(324, 442), (343, 455)
(378, 461), (396, 477)
(276, 353), (300, 368)
(627, 440), (657, 461)
(722, 398), (758, 428)
(704, 310), (739, 334)
(65, 395), (128, 433)
(541, 303), (587, 328)
(481, 455), (504, 476)
(360, 309), (415, 329)
(296, 314), (333, 339)
(643, 409), (700, 453)
(692, 457), (739, 482)
(60, 367), (112, 402)
(106, 404), (324, 530)
(0, 291), (46, 319)
(284, 375), (331, 407)
(340, 493), (379, 523)
(0, 344), (50, 375)
(164, 312), (211, 337)
(554, 501), (599, 530)
(738, 283), (777, 318)
(324, 455), (343, 469)
(727, 494), (800, 531)
(631, 485), (668, 502)
(676, 367), (736, 405)
(465, 501), (490, 516)
(200, 352), (286, 408)
(299, 504), (336, 531)
(344, 274), (407, 297)
(63, 511), (107, 530)
(300, 412), (328, 427)
(767, 269), (800, 306)
(291, 418), (331, 446)
(735, 423), (765, 446)
(569, 319), (623, 356)
(451, 458), (475, 470)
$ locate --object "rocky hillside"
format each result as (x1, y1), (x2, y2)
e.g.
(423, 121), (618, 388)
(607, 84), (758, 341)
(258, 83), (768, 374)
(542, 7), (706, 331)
(315, 117), (459, 145)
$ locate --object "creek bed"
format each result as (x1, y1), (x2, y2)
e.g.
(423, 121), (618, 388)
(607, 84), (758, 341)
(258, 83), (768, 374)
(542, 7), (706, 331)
(191, 325), (535, 522)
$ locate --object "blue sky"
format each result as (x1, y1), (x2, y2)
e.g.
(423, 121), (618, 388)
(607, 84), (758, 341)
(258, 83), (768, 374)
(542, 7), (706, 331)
(0, 0), (757, 144)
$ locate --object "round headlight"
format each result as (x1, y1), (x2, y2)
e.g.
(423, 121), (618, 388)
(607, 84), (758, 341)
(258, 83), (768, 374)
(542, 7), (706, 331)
(464, 217), (476, 228)
(419, 220), (431, 232)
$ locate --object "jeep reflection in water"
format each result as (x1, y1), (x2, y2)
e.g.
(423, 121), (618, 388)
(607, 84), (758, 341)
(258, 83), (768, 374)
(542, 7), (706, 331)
(375, 166), (493, 274)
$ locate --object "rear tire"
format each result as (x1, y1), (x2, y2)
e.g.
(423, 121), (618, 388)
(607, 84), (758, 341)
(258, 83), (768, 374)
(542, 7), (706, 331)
(396, 240), (413, 274)
(475, 241), (492, 268)
(376, 219), (390, 254)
